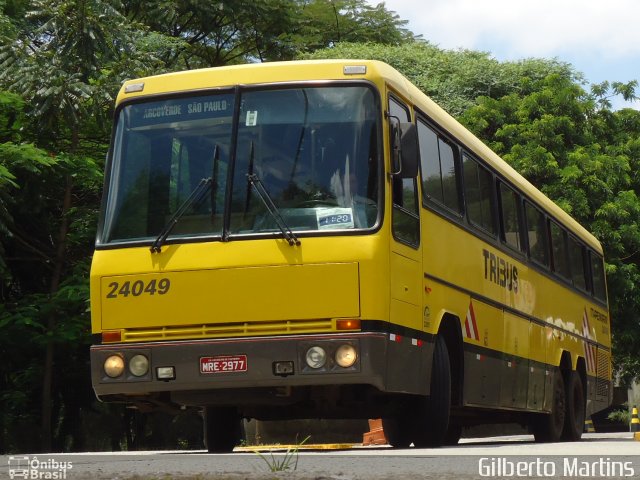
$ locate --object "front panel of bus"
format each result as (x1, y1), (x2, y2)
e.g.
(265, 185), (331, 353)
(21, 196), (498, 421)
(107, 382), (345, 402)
(89, 74), (422, 413)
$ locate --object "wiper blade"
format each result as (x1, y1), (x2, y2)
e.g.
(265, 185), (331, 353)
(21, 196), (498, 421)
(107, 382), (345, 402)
(246, 173), (300, 247)
(150, 177), (212, 253)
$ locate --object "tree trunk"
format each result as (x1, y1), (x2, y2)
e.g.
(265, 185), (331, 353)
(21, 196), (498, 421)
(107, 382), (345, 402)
(41, 174), (73, 452)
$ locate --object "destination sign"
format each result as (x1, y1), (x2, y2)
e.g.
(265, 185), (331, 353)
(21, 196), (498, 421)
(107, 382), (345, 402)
(128, 94), (234, 127)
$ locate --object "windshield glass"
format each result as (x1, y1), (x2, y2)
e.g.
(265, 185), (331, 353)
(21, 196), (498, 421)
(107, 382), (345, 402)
(101, 85), (380, 245)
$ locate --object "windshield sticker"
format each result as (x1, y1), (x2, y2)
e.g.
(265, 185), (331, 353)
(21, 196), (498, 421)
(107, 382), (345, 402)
(245, 111), (258, 126)
(316, 207), (354, 230)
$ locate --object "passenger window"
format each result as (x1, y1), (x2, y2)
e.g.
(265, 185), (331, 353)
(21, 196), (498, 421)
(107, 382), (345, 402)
(568, 236), (587, 290)
(390, 97), (419, 247)
(463, 154), (496, 235)
(590, 253), (607, 302)
(550, 221), (570, 279)
(440, 140), (459, 211)
(498, 182), (522, 251)
(417, 119), (461, 213)
(525, 202), (549, 266)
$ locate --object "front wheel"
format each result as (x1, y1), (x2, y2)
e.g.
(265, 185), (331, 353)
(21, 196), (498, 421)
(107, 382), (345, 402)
(382, 416), (413, 448)
(443, 424), (463, 445)
(203, 406), (243, 453)
(413, 336), (451, 447)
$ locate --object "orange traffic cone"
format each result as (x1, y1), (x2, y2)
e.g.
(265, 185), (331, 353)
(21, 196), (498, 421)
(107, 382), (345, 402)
(363, 419), (388, 446)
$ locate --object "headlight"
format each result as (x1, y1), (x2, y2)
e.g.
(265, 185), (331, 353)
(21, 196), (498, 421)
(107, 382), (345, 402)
(305, 346), (327, 369)
(335, 344), (357, 368)
(104, 355), (125, 378)
(129, 354), (149, 377)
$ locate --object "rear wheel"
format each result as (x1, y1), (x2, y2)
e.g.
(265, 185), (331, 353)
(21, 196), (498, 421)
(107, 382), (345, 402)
(203, 406), (243, 453)
(561, 371), (585, 441)
(413, 336), (451, 447)
(532, 370), (565, 442)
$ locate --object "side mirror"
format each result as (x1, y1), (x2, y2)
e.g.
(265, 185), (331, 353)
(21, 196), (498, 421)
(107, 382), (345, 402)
(399, 122), (418, 178)
(389, 118), (418, 178)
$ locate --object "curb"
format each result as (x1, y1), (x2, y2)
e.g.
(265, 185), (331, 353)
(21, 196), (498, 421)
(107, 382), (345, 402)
(235, 443), (359, 452)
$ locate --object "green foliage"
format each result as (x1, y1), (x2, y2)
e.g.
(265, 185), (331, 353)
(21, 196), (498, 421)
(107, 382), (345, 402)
(0, 90), (22, 140)
(607, 404), (631, 424)
(291, 0), (416, 53)
(121, 0), (414, 68)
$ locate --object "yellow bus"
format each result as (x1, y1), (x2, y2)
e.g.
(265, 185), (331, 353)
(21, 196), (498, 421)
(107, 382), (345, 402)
(90, 59), (612, 451)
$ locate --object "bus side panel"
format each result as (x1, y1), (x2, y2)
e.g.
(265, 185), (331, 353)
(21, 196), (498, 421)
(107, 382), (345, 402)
(501, 311), (530, 410)
(527, 321), (547, 411)
(462, 299), (503, 407)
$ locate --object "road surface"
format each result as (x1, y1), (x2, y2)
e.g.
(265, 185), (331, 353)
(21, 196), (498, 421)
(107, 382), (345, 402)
(2, 432), (639, 479)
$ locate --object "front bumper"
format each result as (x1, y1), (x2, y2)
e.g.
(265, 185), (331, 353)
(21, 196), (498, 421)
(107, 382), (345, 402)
(91, 332), (390, 401)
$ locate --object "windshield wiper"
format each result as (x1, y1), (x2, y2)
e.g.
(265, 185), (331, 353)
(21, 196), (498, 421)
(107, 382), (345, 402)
(246, 173), (300, 246)
(150, 177), (212, 253)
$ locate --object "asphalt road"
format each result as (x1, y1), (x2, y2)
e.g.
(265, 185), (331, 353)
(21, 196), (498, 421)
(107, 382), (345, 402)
(2, 433), (639, 480)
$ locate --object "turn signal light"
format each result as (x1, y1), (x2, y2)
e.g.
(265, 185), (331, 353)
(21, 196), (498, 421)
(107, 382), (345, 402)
(336, 319), (361, 330)
(102, 330), (122, 343)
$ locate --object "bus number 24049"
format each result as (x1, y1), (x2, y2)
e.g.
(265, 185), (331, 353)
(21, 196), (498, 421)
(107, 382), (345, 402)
(105, 278), (171, 298)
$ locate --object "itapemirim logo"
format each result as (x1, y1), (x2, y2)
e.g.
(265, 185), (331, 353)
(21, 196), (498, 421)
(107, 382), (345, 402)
(7, 456), (72, 479)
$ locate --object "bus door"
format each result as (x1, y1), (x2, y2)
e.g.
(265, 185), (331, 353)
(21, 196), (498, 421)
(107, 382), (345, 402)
(386, 94), (423, 394)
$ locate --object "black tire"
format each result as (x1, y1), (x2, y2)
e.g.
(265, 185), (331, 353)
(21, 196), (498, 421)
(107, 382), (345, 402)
(532, 370), (565, 442)
(413, 336), (451, 447)
(203, 406), (242, 453)
(561, 371), (585, 441)
(443, 424), (462, 445)
(382, 416), (413, 448)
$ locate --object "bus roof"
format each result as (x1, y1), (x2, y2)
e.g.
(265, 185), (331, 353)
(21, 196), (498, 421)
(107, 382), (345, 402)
(117, 59), (603, 253)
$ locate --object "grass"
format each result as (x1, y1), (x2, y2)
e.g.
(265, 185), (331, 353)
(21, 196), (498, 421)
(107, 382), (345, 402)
(254, 435), (310, 472)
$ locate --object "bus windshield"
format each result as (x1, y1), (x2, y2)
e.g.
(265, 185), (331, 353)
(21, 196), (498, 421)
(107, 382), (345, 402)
(101, 85), (381, 245)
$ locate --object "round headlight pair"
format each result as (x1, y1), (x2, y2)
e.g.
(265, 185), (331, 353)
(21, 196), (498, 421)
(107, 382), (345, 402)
(103, 354), (149, 378)
(304, 344), (357, 369)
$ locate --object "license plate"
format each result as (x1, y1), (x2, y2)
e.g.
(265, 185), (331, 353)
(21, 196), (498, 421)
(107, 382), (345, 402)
(200, 355), (247, 374)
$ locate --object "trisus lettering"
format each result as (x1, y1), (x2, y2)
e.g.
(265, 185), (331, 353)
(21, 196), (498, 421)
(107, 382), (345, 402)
(482, 249), (518, 293)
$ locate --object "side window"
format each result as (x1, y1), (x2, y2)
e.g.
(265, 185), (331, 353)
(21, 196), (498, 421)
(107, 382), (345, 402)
(463, 154), (496, 234)
(590, 252), (607, 302)
(525, 202), (549, 266)
(417, 118), (461, 213)
(498, 182), (522, 251)
(389, 96), (419, 247)
(550, 221), (570, 279)
(568, 236), (587, 290)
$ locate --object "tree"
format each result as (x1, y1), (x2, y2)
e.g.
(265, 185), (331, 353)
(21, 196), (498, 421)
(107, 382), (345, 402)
(0, 0), (139, 451)
(121, 0), (416, 68)
(291, 0), (417, 53)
